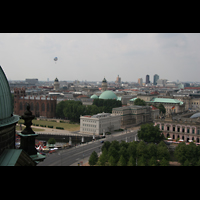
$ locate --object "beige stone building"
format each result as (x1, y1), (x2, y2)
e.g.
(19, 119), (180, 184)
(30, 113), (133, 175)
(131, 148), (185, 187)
(112, 105), (152, 128)
(80, 113), (121, 135)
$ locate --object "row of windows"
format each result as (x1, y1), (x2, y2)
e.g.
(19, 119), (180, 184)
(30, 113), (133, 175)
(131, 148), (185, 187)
(82, 120), (96, 123)
(160, 125), (199, 134)
(82, 128), (96, 132)
(82, 124), (96, 128)
(19, 102), (54, 112)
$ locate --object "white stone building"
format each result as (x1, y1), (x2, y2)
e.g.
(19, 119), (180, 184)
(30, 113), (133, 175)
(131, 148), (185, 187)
(80, 113), (121, 135)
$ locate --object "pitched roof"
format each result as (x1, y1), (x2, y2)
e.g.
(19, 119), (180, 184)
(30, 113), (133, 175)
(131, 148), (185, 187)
(148, 98), (184, 105)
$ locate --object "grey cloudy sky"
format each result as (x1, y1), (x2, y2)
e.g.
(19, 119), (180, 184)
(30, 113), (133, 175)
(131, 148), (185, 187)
(0, 33), (200, 82)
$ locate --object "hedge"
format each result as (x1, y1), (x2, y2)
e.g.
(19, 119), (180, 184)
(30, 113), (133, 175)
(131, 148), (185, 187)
(48, 125), (54, 128)
(56, 127), (64, 130)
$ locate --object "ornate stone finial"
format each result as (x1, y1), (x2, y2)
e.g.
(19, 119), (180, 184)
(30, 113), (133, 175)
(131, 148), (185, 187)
(21, 103), (35, 135)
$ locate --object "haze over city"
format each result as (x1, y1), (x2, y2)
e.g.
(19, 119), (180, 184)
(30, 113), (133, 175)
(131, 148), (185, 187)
(0, 33), (200, 82)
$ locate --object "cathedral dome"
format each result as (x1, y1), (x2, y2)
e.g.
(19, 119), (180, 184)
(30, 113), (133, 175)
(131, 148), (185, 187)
(99, 90), (118, 100)
(0, 66), (19, 127)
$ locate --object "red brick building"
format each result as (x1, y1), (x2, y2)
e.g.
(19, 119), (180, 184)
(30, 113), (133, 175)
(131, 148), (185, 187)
(14, 88), (57, 118)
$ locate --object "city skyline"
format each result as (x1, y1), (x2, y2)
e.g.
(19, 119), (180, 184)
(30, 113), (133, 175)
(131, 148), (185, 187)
(1, 33), (200, 82)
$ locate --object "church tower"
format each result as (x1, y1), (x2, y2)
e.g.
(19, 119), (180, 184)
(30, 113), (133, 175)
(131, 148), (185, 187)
(54, 77), (60, 90)
(101, 77), (107, 92)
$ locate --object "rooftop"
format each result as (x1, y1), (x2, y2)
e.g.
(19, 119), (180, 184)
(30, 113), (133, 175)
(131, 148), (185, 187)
(148, 97), (184, 105)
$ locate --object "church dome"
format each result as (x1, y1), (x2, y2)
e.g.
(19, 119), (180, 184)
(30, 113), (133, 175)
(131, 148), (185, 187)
(102, 78), (107, 83)
(0, 66), (19, 127)
(90, 94), (99, 99)
(99, 90), (118, 100)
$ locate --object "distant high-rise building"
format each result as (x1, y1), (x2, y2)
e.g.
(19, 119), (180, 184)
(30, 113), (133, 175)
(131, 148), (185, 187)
(146, 75), (150, 84)
(153, 74), (159, 85)
(138, 78), (143, 86)
(115, 75), (121, 85)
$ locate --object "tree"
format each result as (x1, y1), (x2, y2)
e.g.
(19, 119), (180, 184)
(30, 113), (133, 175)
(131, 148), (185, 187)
(108, 156), (116, 166)
(148, 156), (158, 166)
(174, 142), (187, 165)
(137, 155), (146, 166)
(157, 143), (170, 161)
(101, 141), (111, 152)
(183, 159), (191, 166)
(117, 155), (127, 166)
(108, 146), (119, 163)
(147, 143), (157, 159)
(185, 142), (198, 166)
(136, 141), (148, 159)
(134, 98), (146, 106)
(98, 148), (108, 166)
(127, 156), (136, 166)
(48, 138), (56, 144)
(159, 157), (169, 166)
(137, 123), (164, 143)
(119, 146), (129, 163)
(127, 141), (138, 159)
(89, 151), (98, 166)
(158, 104), (166, 114)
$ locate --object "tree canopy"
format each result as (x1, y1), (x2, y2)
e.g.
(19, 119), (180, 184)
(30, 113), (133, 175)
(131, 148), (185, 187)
(134, 98), (146, 106)
(56, 99), (122, 122)
(137, 123), (165, 143)
(95, 139), (170, 166)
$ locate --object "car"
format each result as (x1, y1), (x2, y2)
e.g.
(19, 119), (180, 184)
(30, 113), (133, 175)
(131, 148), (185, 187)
(101, 141), (104, 143)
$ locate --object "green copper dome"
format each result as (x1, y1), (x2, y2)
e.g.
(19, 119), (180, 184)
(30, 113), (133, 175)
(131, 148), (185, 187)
(99, 90), (118, 100)
(0, 66), (19, 127)
(90, 94), (99, 99)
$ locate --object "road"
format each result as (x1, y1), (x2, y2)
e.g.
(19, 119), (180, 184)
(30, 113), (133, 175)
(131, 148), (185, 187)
(37, 130), (139, 166)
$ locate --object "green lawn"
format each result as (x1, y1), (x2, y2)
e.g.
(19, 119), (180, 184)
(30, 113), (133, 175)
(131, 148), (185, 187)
(16, 125), (45, 132)
(18, 119), (80, 132)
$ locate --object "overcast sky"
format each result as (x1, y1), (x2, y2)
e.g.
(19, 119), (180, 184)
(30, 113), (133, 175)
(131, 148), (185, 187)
(0, 33), (200, 83)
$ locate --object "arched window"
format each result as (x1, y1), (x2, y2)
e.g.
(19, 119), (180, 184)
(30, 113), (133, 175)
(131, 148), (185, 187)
(47, 103), (49, 111)
(24, 102), (28, 110)
(51, 103), (53, 112)
(42, 103), (45, 111)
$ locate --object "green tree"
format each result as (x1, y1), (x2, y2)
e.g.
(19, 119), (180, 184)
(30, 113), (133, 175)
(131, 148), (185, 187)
(185, 142), (198, 166)
(117, 155), (126, 166)
(127, 156), (136, 166)
(98, 149), (108, 166)
(183, 159), (191, 166)
(148, 156), (158, 166)
(119, 146), (129, 164)
(158, 104), (166, 114)
(108, 156), (116, 166)
(89, 151), (98, 166)
(147, 143), (157, 159)
(108, 146), (119, 163)
(157, 143), (170, 161)
(101, 141), (111, 152)
(127, 141), (138, 159)
(137, 155), (146, 166)
(136, 141), (148, 159)
(195, 159), (200, 166)
(174, 142), (187, 165)
(134, 98), (146, 106)
(159, 157), (169, 166)
(138, 123), (164, 143)
(117, 155), (127, 166)
(48, 138), (56, 144)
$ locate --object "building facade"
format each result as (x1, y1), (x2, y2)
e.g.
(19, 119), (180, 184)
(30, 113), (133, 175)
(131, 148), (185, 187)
(138, 78), (143, 86)
(112, 105), (152, 127)
(80, 113), (121, 135)
(14, 88), (57, 118)
(154, 113), (200, 143)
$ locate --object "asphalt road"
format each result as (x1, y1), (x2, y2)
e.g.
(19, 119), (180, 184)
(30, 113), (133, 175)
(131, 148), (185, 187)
(37, 130), (139, 166)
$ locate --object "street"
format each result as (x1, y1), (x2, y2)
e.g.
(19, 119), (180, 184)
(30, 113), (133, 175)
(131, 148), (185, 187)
(37, 130), (138, 166)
